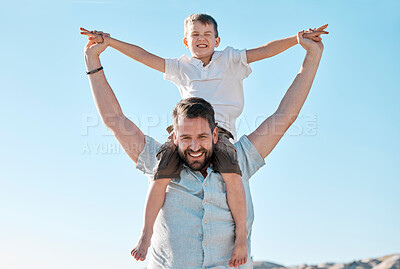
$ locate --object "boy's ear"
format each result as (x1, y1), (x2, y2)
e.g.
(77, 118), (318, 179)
(215, 36), (221, 48)
(183, 37), (189, 48)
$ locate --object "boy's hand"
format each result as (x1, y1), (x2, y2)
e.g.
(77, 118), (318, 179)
(80, 27), (111, 44)
(302, 24), (329, 42)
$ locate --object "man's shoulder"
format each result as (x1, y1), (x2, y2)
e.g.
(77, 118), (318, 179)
(141, 135), (161, 155)
(234, 135), (265, 181)
(136, 135), (162, 176)
(234, 135), (256, 155)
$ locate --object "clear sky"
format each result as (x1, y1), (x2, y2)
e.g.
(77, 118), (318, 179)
(1, 0), (399, 268)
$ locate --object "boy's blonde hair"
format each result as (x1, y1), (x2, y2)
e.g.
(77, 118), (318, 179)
(184, 13), (218, 37)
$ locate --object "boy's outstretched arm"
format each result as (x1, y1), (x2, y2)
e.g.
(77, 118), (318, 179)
(246, 35), (298, 64)
(81, 28), (165, 73)
(109, 38), (165, 73)
(246, 24), (328, 64)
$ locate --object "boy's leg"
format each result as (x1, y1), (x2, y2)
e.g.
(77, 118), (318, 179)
(212, 134), (248, 267)
(132, 132), (180, 261)
(131, 178), (171, 261)
(222, 173), (248, 268)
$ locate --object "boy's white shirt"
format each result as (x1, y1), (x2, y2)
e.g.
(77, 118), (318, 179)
(164, 46), (252, 141)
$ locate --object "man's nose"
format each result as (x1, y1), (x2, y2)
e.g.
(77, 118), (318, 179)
(190, 139), (200, 151)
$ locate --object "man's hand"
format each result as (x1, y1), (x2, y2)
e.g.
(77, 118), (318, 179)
(82, 28), (111, 57)
(302, 24), (329, 42)
(298, 29), (324, 52)
(84, 39), (109, 58)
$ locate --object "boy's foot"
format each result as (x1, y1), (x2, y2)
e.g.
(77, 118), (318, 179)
(131, 232), (152, 261)
(229, 235), (248, 267)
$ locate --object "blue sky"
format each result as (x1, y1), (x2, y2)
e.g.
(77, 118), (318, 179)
(1, 0), (399, 268)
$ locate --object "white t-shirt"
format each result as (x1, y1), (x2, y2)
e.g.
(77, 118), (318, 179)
(164, 46), (252, 140)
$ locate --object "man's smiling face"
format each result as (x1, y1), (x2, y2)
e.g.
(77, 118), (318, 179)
(173, 116), (218, 172)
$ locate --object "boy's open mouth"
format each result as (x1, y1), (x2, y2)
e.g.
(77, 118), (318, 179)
(197, 44), (208, 48)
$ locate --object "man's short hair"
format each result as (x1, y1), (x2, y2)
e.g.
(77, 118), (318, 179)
(173, 97), (216, 132)
(184, 13), (218, 37)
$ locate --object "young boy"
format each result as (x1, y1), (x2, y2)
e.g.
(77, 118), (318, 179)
(81, 14), (327, 268)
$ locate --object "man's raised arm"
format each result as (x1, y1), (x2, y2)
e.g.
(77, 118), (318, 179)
(248, 31), (325, 159)
(84, 39), (145, 163)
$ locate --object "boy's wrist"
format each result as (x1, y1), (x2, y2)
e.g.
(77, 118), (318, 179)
(292, 34), (299, 44)
(108, 37), (122, 48)
(108, 37), (116, 47)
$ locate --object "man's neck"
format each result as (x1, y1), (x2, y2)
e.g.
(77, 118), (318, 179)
(199, 162), (211, 178)
(200, 169), (208, 178)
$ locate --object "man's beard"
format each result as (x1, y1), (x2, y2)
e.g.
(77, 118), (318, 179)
(177, 144), (214, 171)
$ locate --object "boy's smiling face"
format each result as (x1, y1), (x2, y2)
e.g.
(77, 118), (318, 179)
(183, 20), (220, 65)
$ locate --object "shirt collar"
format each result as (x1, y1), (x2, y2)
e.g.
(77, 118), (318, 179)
(187, 49), (224, 68)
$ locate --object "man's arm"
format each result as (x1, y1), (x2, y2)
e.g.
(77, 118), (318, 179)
(81, 28), (165, 73)
(248, 31), (324, 159)
(84, 39), (145, 163)
(246, 25), (328, 64)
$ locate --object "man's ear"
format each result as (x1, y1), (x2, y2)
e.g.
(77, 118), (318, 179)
(213, 127), (219, 144)
(215, 36), (220, 48)
(173, 131), (178, 146)
(183, 37), (189, 49)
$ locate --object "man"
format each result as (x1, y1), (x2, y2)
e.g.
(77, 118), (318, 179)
(84, 29), (325, 268)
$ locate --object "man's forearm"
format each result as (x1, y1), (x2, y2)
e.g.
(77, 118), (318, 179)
(85, 53), (124, 127)
(109, 38), (165, 73)
(247, 35), (297, 64)
(83, 39), (146, 163)
(276, 47), (322, 121)
(248, 47), (322, 159)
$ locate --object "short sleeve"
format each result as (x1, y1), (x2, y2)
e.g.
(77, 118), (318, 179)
(136, 135), (162, 176)
(228, 47), (252, 80)
(235, 135), (265, 181)
(163, 58), (181, 85)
